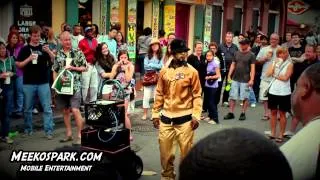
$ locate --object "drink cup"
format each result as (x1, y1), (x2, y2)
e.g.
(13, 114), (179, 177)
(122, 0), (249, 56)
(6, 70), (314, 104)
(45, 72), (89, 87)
(32, 53), (38, 64)
(4, 77), (10, 84)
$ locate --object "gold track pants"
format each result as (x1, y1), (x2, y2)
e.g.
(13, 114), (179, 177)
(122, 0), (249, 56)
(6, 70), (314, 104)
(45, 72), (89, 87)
(159, 120), (194, 180)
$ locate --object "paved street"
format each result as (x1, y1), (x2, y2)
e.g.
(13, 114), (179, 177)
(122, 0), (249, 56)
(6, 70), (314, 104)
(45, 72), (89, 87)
(0, 103), (300, 179)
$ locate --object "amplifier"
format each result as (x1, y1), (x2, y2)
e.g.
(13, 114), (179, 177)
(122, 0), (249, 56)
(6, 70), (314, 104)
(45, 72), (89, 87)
(81, 127), (130, 153)
(85, 100), (125, 128)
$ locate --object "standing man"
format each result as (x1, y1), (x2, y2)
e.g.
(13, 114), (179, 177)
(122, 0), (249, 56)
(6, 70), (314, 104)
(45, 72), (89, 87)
(16, 25), (55, 139)
(256, 33), (280, 120)
(217, 32), (239, 106)
(71, 25), (84, 50)
(286, 44), (318, 137)
(79, 26), (98, 104)
(152, 39), (202, 180)
(53, 31), (87, 145)
(281, 63), (320, 180)
(281, 32), (293, 48)
(97, 26), (117, 57)
(224, 38), (256, 121)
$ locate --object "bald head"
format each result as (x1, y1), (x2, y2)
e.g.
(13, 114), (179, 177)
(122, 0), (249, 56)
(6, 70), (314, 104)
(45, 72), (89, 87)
(270, 33), (279, 47)
(304, 63), (320, 94)
(60, 31), (72, 50)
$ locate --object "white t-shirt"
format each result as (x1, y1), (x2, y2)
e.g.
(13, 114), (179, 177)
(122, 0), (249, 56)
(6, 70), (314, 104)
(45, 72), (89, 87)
(280, 117), (320, 180)
(257, 45), (280, 81)
(269, 58), (292, 96)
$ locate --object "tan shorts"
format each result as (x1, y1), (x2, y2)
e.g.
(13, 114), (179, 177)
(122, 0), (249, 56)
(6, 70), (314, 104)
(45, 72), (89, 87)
(259, 80), (271, 101)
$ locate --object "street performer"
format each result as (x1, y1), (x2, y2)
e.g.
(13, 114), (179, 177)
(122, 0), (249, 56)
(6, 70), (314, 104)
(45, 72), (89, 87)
(152, 39), (202, 180)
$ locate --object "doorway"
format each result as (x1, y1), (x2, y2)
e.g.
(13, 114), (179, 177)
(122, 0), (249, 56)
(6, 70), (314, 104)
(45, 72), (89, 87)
(175, 3), (190, 43)
(211, 5), (223, 44)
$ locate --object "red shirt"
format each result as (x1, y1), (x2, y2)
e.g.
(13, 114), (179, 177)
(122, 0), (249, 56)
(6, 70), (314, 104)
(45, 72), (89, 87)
(78, 38), (98, 64)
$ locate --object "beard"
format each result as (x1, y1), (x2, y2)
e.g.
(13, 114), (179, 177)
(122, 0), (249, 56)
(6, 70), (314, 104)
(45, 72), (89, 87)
(170, 58), (187, 68)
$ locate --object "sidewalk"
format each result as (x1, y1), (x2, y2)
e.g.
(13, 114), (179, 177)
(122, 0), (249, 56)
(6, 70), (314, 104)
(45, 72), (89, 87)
(10, 78), (147, 132)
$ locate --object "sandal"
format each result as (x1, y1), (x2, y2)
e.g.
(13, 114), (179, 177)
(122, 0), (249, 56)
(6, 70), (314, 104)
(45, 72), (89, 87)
(275, 137), (284, 143)
(59, 136), (73, 143)
(261, 116), (270, 121)
(267, 135), (276, 140)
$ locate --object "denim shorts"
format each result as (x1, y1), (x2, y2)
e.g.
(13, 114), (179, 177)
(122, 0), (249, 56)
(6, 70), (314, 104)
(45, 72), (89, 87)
(59, 90), (81, 109)
(229, 81), (250, 101)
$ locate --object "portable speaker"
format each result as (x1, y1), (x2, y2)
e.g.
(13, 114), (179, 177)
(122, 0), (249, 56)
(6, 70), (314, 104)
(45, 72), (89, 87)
(81, 127), (130, 152)
(85, 100), (125, 128)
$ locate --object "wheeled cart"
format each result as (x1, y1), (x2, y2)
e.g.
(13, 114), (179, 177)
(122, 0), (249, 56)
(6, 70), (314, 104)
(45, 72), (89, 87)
(81, 79), (143, 179)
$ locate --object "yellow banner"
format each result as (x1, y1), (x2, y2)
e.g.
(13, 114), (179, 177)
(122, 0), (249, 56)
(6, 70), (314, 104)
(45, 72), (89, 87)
(164, 5), (176, 35)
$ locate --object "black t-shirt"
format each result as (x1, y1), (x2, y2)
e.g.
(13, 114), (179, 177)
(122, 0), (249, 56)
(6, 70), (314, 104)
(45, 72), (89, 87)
(289, 46), (304, 58)
(232, 51), (256, 83)
(17, 44), (51, 85)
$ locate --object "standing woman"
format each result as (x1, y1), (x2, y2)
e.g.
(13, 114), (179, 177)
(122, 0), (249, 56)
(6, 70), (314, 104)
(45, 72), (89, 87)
(203, 50), (221, 124)
(0, 42), (16, 143)
(115, 31), (128, 57)
(142, 38), (163, 120)
(266, 47), (293, 143)
(110, 50), (134, 140)
(6, 32), (23, 117)
(47, 28), (58, 108)
(95, 43), (116, 98)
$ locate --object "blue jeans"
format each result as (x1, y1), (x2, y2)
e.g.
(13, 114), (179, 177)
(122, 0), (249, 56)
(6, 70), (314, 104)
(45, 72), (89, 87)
(249, 87), (257, 104)
(15, 76), (24, 112)
(138, 54), (146, 75)
(204, 87), (219, 123)
(0, 84), (14, 138)
(23, 83), (53, 135)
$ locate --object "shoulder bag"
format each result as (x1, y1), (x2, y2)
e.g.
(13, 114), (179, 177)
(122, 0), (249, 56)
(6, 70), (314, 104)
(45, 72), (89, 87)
(263, 60), (290, 97)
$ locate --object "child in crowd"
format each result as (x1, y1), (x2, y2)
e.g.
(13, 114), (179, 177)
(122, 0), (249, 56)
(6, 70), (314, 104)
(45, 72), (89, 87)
(203, 50), (221, 124)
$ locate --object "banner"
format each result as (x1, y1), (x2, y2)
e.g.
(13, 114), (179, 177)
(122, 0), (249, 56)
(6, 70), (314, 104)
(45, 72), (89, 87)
(127, 0), (137, 60)
(152, 0), (160, 38)
(110, 0), (120, 24)
(203, 5), (212, 52)
(164, 5), (175, 35)
(100, 0), (107, 35)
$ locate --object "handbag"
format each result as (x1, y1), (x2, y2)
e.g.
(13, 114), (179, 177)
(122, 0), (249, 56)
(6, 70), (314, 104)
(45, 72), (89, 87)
(206, 71), (217, 85)
(263, 60), (290, 97)
(142, 70), (159, 86)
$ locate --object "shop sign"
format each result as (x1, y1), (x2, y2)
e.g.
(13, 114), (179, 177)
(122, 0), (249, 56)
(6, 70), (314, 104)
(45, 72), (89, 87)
(127, 0), (137, 60)
(288, 0), (310, 15)
(17, 4), (36, 37)
(100, 0), (107, 35)
(164, 5), (176, 35)
(203, 5), (212, 51)
(110, 0), (120, 24)
(152, 0), (160, 38)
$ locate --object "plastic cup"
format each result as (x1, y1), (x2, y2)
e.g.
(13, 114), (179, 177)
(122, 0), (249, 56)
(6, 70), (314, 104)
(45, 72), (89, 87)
(32, 53), (38, 64)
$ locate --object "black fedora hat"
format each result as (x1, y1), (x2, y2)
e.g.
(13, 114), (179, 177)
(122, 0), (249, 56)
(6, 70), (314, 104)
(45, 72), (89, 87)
(170, 39), (190, 53)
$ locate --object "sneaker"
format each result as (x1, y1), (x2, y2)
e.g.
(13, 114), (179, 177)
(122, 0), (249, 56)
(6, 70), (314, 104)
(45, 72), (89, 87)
(32, 108), (39, 115)
(1, 137), (14, 144)
(224, 113), (235, 120)
(46, 135), (53, 140)
(203, 117), (211, 121)
(264, 130), (271, 136)
(22, 132), (33, 138)
(240, 103), (243, 106)
(239, 113), (246, 121)
(207, 120), (217, 125)
(250, 103), (256, 108)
